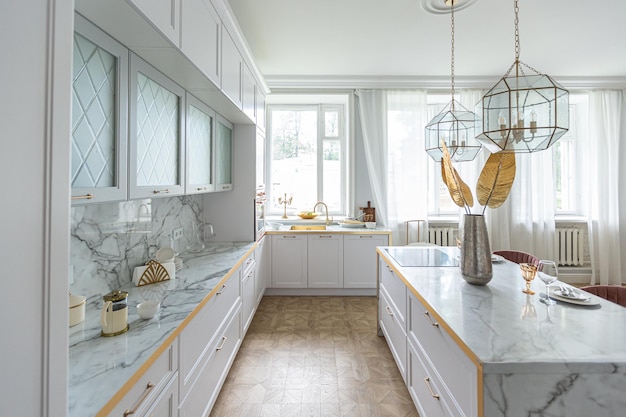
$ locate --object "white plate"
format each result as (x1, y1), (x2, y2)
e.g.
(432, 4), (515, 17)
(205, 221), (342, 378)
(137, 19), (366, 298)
(491, 254), (506, 263)
(547, 286), (600, 306)
(339, 222), (365, 228)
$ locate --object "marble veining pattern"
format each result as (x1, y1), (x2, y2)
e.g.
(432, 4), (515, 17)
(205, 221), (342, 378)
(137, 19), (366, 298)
(379, 246), (626, 417)
(68, 241), (255, 417)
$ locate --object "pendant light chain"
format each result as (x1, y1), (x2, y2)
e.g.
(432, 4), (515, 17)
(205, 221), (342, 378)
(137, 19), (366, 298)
(450, 0), (455, 111)
(514, 0), (520, 64)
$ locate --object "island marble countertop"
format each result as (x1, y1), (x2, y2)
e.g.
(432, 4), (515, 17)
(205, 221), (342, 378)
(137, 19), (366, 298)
(68, 241), (255, 417)
(378, 246), (626, 416)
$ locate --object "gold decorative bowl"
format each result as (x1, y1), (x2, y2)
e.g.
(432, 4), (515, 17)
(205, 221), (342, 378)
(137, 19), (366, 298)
(297, 212), (319, 219)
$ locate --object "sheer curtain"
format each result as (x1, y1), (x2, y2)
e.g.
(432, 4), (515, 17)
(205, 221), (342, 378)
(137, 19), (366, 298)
(585, 90), (625, 285)
(357, 89), (429, 244)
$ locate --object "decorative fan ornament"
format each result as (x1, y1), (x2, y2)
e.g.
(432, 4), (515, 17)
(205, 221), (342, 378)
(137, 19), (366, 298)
(137, 260), (171, 287)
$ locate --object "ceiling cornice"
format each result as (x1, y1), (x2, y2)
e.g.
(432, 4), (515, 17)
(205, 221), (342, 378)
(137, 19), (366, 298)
(264, 75), (626, 92)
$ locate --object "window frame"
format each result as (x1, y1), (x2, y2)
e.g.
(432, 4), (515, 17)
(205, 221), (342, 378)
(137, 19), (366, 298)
(266, 97), (349, 216)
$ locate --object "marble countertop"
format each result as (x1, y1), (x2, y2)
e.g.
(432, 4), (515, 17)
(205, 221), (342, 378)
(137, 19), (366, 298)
(378, 246), (626, 374)
(68, 241), (256, 417)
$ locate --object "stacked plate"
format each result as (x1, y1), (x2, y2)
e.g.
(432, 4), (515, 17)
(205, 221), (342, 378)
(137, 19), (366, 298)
(549, 285), (599, 306)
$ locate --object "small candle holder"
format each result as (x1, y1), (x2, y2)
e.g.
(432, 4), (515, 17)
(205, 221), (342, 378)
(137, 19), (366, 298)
(277, 193), (293, 219)
(520, 263), (537, 295)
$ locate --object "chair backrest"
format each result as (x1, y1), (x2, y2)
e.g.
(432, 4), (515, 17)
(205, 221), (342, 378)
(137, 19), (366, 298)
(580, 285), (626, 307)
(493, 250), (539, 266)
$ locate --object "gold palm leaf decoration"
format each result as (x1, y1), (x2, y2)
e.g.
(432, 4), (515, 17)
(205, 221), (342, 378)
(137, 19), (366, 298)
(441, 140), (473, 212)
(476, 152), (516, 212)
(138, 260), (171, 287)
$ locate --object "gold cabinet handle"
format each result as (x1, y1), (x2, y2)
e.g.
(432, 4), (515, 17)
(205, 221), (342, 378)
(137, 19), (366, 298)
(216, 284), (227, 295)
(359, 235), (373, 238)
(153, 189), (170, 194)
(123, 382), (155, 416)
(423, 377), (440, 400)
(283, 235), (296, 239)
(197, 186), (207, 191)
(71, 193), (93, 200)
(319, 235), (332, 238)
(216, 336), (227, 351)
(423, 311), (439, 328)
(385, 306), (394, 317)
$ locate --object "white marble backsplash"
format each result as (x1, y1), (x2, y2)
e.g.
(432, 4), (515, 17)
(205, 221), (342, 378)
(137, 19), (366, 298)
(70, 195), (204, 302)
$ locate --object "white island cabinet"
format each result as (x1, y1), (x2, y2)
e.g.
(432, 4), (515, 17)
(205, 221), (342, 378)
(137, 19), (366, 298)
(377, 245), (626, 417)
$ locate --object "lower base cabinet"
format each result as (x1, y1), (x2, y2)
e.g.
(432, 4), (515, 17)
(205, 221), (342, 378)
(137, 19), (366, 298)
(141, 373), (179, 417)
(179, 306), (242, 417)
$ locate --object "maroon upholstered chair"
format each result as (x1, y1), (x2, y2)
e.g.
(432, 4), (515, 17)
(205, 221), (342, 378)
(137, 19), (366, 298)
(493, 250), (540, 266)
(580, 285), (626, 307)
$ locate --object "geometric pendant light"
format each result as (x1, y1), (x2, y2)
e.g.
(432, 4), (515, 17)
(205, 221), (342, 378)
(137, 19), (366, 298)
(475, 0), (569, 153)
(425, 0), (481, 162)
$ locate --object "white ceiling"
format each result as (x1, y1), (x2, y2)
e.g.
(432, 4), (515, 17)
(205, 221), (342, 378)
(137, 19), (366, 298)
(227, 0), (626, 89)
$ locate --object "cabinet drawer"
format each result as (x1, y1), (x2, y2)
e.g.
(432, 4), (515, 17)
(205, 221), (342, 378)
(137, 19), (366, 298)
(409, 294), (477, 417)
(379, 259), (407, 330)
(107, 343), (178, 417)
(407, 339), (460, 417)
(179, 307), (242, 417)
(242, 252), (256, 277)
(179, 271), (241, 399)
(379, 287), (407, 381)
(138, 371), (178, 417)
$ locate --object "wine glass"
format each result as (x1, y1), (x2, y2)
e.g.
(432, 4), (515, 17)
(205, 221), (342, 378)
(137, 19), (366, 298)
(520, 263), (537, 295)
(537, 260), (558, 305)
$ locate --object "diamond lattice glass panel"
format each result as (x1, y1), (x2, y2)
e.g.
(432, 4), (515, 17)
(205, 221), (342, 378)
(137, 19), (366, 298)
(188, 105), (212, 185)
(71, 33), (117, 188)
(136, 73), (179, 186)
(216, 121), (232, 185)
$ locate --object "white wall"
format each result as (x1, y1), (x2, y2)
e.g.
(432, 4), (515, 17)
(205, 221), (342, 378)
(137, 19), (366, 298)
(0, 1), (72, 415)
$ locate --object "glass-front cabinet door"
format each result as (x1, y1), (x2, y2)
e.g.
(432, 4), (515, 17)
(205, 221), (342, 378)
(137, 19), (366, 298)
(129, 53), (185, 199)
(215, 115), (233, 191)
(71, 14), (128, 204)
(185, 93), (215, 194)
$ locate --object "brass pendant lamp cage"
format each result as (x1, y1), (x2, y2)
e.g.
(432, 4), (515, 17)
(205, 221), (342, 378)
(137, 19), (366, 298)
(475, 0), (569, 153)
(425, 0), (481, 162)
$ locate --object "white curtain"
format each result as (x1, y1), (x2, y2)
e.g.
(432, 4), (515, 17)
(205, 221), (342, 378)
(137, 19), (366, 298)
(357, 89), (429, 244)
(585, 90), (625, 285)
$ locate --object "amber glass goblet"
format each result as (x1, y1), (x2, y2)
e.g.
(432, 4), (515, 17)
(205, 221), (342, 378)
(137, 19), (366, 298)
(520, 263), (537, 295)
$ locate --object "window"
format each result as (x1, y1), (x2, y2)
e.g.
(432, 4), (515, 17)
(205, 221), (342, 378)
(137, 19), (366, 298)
(554, 93), (588, 215)
(267, 96), (348, 215)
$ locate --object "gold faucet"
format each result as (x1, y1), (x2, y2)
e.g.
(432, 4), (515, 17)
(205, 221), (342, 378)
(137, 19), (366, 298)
(313, 201), (330, 225)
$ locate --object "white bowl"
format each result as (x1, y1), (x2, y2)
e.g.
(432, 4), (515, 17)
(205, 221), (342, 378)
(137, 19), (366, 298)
(156, 247), (175, 264)
(365, 222), (376, 229)
(69, 293), (86, 327)
(137, 300), (161, 319)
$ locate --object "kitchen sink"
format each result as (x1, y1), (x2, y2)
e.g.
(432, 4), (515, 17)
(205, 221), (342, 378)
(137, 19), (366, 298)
(289, 225), (327, 230)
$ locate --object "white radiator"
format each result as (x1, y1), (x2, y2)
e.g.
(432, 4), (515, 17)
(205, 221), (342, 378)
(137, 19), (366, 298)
(428, 227), (457, 246)
(556, 227), (584, 266)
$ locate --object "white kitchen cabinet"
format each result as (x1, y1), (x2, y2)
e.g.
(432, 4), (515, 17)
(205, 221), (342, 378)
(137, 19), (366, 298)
(138, 372), (179, 417)
(254, 235), (268, 303)
(241, 255), (256, 334)
(107, 342), (178, 417)
(220, 26), (242, 109)
(214, 115), (233, 191)
(128, 0), (180, 47)
(241, 63), (256, 122)
(129, 53), (185, 199)
(344, 234), (388, 288)
(185, 93), (215, 194)
(308, 234), (343, 288)
(271, 234), (308, 288)
(71, 14), (128, 204)
(256, 89), (266, 131)
(180, 0), (220, 87)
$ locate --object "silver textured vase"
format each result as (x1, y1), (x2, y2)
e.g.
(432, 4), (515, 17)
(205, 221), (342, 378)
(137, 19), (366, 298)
(460, 214), (492, 285)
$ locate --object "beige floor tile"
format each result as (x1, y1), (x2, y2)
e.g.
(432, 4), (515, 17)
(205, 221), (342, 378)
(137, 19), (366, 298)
(209, 296), (419, 417)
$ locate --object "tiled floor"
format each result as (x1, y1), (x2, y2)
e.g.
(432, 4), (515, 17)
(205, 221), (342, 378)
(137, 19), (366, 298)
(210, 296), (420, 417)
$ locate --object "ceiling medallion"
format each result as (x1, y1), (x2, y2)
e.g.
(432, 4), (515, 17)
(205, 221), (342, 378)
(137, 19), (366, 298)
(422, 0), (478, 15)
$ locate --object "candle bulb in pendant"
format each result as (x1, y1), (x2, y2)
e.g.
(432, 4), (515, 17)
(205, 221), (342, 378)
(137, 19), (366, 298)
(530, 109), (537, 134)
(498, 113), (507, 137)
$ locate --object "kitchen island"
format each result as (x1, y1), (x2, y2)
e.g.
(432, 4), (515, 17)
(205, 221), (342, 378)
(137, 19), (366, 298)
(377, 246), (626, 417)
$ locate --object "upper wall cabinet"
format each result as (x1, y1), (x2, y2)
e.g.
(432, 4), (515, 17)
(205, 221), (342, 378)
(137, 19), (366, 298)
(128, 0), (181, 47)
(220, 27), (242, 110)
(71, 14), (128, 204)
(242, 63), (256, 123)
(186, 93), (215, 194)
(215, 115), (233, 191)
(181, 0), (221, 87)
(256, 90), (266, 131)
(129, 53), (185, 199)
